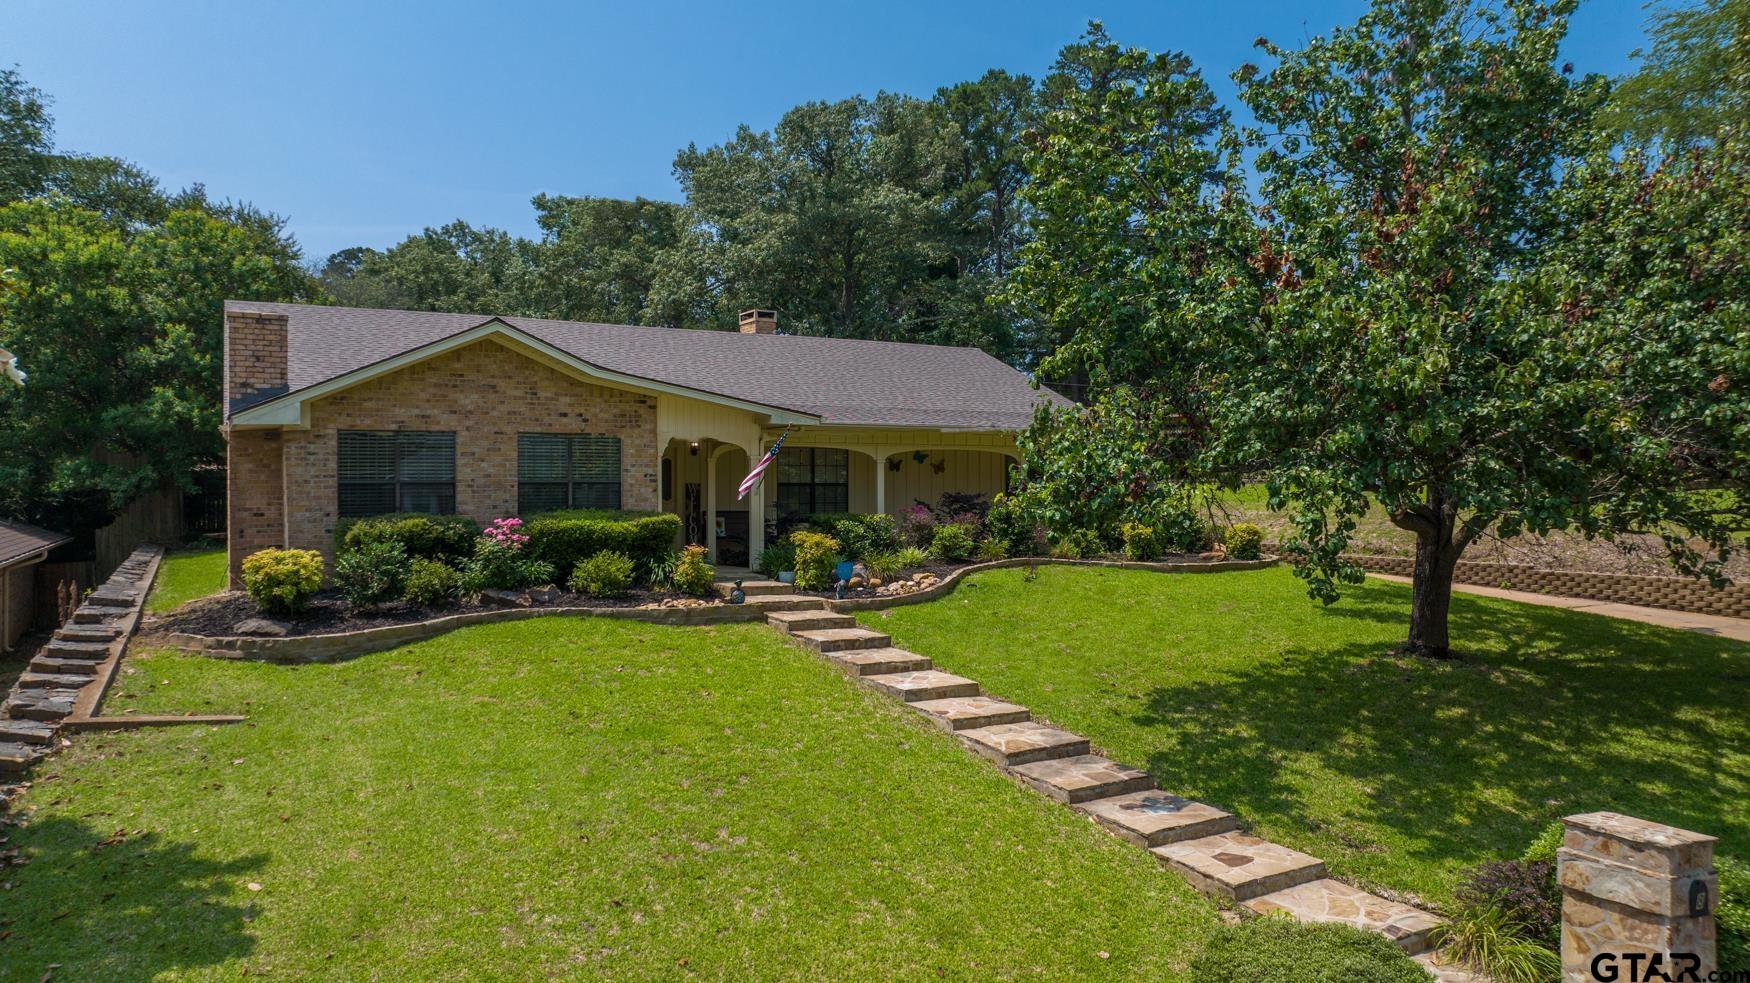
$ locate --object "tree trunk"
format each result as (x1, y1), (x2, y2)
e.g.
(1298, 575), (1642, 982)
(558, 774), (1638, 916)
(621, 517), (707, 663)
(1406, 534), (1459, 659)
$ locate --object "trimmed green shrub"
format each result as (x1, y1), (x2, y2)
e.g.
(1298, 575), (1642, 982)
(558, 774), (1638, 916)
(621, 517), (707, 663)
(403, 557), (460, 608)
(1190, 917), (1430, 983)
(671, 544), (715, 596)
(1121, 521), (1158, 561)
(332, 542), (409, 609)
(1720, 855), (1749, 973)
(790, 531), (840, 590)
(1225, 522), (1264, 560)
(824, 513), (899, 560)
(569, 550), (636, 598)
(1520, 821), (1563, 865)
(522, 510), (681, 579)
(755, 540), (796, 578)
(241, 548), (324, 616)
(459, 537), (555, 594)
(928, 523), (976, 562)
(985, 492), (1047, 556)
(336, 513), (479, 563)
(1150, 499), (1214, 553)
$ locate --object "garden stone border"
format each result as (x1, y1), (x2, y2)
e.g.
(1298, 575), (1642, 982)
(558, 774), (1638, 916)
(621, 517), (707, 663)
(158, 602), (767, 664)
(155, 556), (1278, 664)
(825, 555), (1280, 613)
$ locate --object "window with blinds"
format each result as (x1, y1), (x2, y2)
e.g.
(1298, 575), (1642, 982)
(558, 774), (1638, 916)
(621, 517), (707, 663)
(776, 447), (849, 520)
(337, 431), (457, 518)
(517, 434), (622, 514)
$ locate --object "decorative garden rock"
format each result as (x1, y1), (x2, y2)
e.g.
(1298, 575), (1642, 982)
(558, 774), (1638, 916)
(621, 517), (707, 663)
(235, 618), (290, 637)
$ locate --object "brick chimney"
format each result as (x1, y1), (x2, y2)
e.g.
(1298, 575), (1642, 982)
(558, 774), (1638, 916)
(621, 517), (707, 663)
(738, 309), (778, 335)
(224, 308), (289, 420)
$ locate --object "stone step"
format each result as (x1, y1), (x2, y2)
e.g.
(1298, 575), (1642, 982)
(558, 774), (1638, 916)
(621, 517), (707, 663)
(43, 639), (111, 660)
(792, 627), (892, 654)
(957, 721), (1090, 767)
(55, 625), (120, 644)
(1075, 791), (1241, 848)
(72, 607), (119, 624)
(1242, 878), (1443, 956)
(1413, 952), (1489, 983)
(0, 719), (57, 745)
(859, 670), (981, 703)
(766, 610), (857, 634)
(0, 742), (46, 774)
(1010, 754), (1154, 804)
(86, 588), (139, 608)
(909, 696), (1031, 732)
(740, 595), (826, 612)
(28, 655), (102, 676)
(1151, 832), (1327, 902)
(15, 673), (94, 691)
(714, 579), (793, 598)
(5, 690), (79, 721)
(825, 647), (933, 677)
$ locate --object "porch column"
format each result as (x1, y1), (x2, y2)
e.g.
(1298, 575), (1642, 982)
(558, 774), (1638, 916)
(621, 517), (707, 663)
(705, 442), (717, 562)
(745, 440), (765, 566)
(873, 446), (889, 515)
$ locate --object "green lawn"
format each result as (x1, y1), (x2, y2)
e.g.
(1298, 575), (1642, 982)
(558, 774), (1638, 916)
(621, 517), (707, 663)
(861, 565), (1750, 909)
(146, 547), (228, 613)
(1, 617), (1215, 981)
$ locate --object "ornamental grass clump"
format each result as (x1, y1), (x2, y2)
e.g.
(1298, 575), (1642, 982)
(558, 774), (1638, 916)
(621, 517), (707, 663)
(789, 531), (839, 590)
(241, 548), (324, 616)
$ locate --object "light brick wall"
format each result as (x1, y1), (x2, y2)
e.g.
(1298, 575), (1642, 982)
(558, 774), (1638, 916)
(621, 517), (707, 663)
(227, 429), (286, 588)
(223, 310), (288, 412)
(275, 339), (659, 569)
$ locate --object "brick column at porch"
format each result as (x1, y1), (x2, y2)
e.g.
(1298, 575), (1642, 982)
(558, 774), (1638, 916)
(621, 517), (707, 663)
(1558, 811), (1717, 982)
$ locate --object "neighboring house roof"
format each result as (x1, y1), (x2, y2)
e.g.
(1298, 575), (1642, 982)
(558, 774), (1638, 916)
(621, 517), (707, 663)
(225, 301), (1071, 431)
(0, 519), (70, 568)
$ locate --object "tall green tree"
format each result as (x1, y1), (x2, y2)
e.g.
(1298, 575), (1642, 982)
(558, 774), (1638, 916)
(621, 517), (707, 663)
(317, 221), (537, 316)
(1014, 3), (1747, 657)
(1604, 0), (1750, 148)
(528, 194), (686, 325)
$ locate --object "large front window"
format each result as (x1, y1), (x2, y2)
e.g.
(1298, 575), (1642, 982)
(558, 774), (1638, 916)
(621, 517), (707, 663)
(776, 447), (848, 520)
(518, 433), (622, 514)
(338, 431), (456, 518)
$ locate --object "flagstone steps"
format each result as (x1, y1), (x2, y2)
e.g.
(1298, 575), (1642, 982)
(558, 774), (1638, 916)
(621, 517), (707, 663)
(15, 672), (97, 690)
(761, 600), (1451, 966)
(55, 626), (120, 644)
(1151, 831), (1328, 902)
(826, 647), (933, 676)
(909, 696), (1031, 732)
(1242, 878), (1443, 956)
(29, 655), (103, 676)
(766, 610), (857, 633)
(1010, 754), (1154, 804)
(5, 689), (79, 721)
(858, 669), (981, 703)
(714, 579), (793, 598)
(957, 721), (1090, 767)
(740, 594), (827, 611)
(1074, 790), (1240, 848)
(791, 626), (892, 653)
(41, 639), (110, 660)
(0, 742), (47, 775)
(72, 607), (119, 625)
(86, 587), (139, 608)
(0, 719), (57, 745)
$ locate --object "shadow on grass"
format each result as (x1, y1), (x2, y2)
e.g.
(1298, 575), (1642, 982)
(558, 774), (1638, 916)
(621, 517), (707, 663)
(0, 815), (263, 979)
(1133, 580), (1750, 881)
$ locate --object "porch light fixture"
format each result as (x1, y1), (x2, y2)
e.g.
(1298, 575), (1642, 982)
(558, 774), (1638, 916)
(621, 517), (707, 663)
(689, 440), (700, 455)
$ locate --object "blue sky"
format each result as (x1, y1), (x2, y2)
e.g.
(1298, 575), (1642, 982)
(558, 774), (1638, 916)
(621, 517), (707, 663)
(11, 0), (1650, 261)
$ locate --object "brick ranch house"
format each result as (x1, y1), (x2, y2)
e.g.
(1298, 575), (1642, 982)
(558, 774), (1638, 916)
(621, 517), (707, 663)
(222, 302), (1069, 587)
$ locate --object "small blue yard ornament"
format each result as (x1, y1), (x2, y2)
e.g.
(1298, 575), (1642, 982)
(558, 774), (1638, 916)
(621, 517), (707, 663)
(728, 579), (745, 604)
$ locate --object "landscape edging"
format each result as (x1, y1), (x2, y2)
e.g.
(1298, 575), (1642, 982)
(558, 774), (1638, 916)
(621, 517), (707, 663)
(825, 555), (1280, 613)
(159, 602), (766, 664)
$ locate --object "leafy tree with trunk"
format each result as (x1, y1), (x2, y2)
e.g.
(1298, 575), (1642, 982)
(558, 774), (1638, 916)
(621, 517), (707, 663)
(527, 194), (686, 325)
(317, 220), (538, 316)
(1014, 5), (1748, 657)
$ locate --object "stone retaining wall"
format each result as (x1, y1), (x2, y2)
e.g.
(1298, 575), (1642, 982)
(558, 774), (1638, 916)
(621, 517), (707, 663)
(161, 602), (767, 664)
(1344, 553), (1750, 619)
(827, 556), (1280, 613)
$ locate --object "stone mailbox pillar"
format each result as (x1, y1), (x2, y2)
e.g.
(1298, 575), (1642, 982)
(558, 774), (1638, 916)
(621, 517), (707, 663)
(1559, 811), (1716, 982)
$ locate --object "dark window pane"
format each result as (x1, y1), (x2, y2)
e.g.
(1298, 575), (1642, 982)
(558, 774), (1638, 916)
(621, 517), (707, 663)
(573, 482), (621, 510)
(518, 482), (569, 516)
(338, 432), (397, 482)
(339, 483), (395, 518)
(337, 430), (456, 518)
(518, 434), (569, 482)
(573, 436), (619, 483)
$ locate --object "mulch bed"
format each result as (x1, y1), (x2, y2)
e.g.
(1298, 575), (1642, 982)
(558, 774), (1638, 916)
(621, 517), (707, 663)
(150, 588), (706, 639)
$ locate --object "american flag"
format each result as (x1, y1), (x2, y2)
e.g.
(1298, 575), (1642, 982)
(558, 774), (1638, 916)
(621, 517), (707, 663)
(737, 427), (791, 500)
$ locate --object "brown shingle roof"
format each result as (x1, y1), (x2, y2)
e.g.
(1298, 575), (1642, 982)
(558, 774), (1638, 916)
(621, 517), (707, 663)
(0, 520), (70, 568)
(225, 301), (1069, 431)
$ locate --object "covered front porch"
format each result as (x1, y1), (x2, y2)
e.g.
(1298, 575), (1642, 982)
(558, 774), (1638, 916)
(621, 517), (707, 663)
(656, 425), (1020, 567)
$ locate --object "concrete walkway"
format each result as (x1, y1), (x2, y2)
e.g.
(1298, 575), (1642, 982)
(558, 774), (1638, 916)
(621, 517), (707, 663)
(1367, 574), (1750, 643)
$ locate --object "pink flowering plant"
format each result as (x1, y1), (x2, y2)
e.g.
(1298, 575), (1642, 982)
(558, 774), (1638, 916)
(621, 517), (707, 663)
(460, 517), (553, 593)
(482, 517), (530, 546)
